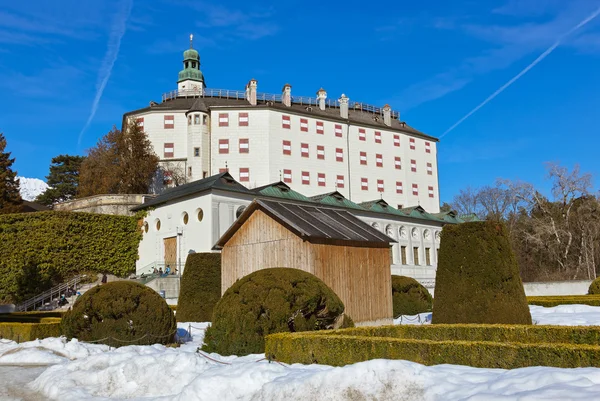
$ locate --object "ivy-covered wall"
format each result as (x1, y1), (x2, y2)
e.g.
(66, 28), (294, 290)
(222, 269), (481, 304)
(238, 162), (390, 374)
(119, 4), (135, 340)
(0, 211), (142, 303)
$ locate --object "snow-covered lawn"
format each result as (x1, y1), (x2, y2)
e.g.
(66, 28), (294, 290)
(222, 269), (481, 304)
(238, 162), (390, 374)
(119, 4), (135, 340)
(1, 305), (600, 400)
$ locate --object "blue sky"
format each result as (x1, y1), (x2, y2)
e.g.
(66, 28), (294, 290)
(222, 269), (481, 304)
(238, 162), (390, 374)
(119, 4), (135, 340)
(1, 0), (599, 203)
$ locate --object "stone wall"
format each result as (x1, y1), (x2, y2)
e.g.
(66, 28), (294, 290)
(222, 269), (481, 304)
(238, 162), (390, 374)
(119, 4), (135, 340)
(53, 194), (152, 216)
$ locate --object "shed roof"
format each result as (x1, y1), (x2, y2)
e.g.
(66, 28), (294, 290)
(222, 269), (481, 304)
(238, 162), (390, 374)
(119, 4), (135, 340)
(214, 198), (395, 249)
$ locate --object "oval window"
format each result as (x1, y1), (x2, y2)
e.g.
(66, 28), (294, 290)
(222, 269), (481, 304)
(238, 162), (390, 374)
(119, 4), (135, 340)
(155, 219), (161, 231)
(182, 212), (189, 225)
(197, 208), (204, 222)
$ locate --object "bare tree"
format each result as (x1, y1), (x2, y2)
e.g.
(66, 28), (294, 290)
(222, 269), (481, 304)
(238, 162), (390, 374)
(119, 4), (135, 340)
(451, 186), (481, 217)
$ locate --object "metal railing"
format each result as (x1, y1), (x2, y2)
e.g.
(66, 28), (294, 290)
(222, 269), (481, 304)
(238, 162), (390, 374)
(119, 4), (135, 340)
(160, 88), (401, 119)
(16, 274), (87, 312)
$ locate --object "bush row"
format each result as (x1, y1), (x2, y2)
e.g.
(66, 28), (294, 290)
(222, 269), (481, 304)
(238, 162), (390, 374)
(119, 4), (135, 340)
(0, 321), (62, 342)
(527, 296), (600, 307)
(0, 211), (143, 303)
(299, 324), (600, 345)
(265, 332), (600, 368)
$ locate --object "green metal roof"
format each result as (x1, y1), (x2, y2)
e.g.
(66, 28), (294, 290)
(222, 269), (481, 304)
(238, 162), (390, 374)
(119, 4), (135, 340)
(252, 182), (313, 202)
(310, 191), (365, 210)
(359, 199), (405, 216)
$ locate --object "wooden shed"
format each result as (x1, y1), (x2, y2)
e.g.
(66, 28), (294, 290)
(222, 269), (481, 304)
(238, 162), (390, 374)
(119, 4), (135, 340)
(213, 199), (395, 326)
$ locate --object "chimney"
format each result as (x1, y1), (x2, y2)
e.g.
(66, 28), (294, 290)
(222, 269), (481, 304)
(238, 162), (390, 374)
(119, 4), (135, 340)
(282, 83), (292, 107)
(246, 78), (257, 106)
(339, 94), (349, 119)
(383, 104), (392, 127)
(316, 88), (327, 111)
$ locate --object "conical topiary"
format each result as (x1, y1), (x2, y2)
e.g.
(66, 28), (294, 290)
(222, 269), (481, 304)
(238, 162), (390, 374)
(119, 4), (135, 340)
(589, 278), (600, 295)
(432, 221), (532, 324)
(176, 253), (221, 322)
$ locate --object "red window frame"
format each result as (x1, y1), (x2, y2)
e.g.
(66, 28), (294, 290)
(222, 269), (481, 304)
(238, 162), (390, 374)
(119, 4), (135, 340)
(318, 173), (326, 187)
(376, 153), (383, 168)
(218, 113), (229, 127)
(377, 179), (384, 192)
(360, 151), (367, 165)
(300, 118), (308, 132)
(219, 139), (229, 154)
(428, 186), (435, 198)
(283, 169), (292, 183)
(238, 112), (249, 127)
(336, 175), (345, 189)
(410, 138), (415, 150)
(317, 145), (325, 160)
(395, 156), (401, 170)
(282, 114), (291, 129)
(302, 171), (310, 185)
(239, 167), (249, 182)
(239, 138), (249, 153)
(164, 115), (174, 129)
(427, 162), (433, 175)
(136, 117), (144, 128)
(335, 124), (343, 138)
(282, 140), (291, 155)
(361, 177), (368, 191)
(425, 141), (431, 153)
(301, 143), (309, 158)
(411, 159), (417, 173)
(219, 167), (229, 173)
(163, 143), (174, 158)
(393, 134), (400, 147)
(336, 148), (343, 162)
(316, 121), (324, 134)
(374, 131), (381, 144)
(412, 183), (419, 196)
(396, 181), (403, 194)
(358, 128), (366, 141)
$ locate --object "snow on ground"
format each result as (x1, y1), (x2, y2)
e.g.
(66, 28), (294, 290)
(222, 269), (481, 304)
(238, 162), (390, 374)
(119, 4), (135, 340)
(17, 177), (48, 201)
(1, 306), (600, 400)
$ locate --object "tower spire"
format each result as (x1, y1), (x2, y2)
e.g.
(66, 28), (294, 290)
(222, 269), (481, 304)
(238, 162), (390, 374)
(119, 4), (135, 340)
(190, 34), (194, 49)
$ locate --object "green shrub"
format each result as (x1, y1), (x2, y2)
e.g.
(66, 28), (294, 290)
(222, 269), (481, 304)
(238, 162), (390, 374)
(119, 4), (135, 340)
(589, 278), (600, 295)
(202, 268), (351, 356)
(0, 322), (62, 342)
(432, 221), (532, 325)
(266, 331), (600, 369)
(62, 281), (176, 346)
(176, 253), (221, 322)
(0, 211), (142, 303)
(391, 275), (432, 317)
(528, 295), (600, 307)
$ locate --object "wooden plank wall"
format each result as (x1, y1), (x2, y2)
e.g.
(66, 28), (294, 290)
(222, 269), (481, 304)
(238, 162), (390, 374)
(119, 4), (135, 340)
(221, 210), (314, 294)
(312, 244), (392, 324)
(221, 209), (393, 324)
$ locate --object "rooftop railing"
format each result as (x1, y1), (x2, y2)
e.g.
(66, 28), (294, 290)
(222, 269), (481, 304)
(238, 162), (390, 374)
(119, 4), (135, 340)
(161, 88), (400, 119)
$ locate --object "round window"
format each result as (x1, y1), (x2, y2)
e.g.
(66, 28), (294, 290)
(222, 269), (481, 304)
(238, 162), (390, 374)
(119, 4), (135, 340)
(182, 212), (189, 225)
(155, 219), (161, 231)
(197, 208), (204, 222)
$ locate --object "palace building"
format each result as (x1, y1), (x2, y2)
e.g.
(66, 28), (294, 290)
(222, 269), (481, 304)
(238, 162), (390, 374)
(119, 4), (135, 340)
(123, 36), (440, 213)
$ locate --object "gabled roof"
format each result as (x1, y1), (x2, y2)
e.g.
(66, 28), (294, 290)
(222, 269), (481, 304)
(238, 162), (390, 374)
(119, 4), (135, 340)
(214, 199), (395, 249)
(359, 199), (404, 216)
(251, 181), (313, 202)
(310, 191), (364, 210)
(132, 172), (250, 210)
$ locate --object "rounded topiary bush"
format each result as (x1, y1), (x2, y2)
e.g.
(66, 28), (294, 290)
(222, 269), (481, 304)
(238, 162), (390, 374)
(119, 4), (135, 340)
(432, 221), (532, 325)
(589, 278), (600, 295)
(62, 281), (176, 346)
(202, 268), (351, 356)
(176, 253), (221, 323)
(391, 275), (433, 317)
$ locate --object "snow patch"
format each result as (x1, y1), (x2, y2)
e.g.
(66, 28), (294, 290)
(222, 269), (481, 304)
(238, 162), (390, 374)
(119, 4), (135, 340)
(17, 176), (48, 201)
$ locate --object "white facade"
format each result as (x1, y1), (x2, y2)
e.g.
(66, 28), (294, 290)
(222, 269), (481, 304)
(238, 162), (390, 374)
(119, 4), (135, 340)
(136, 186), (443, 289)
(124, 45), (441, 213)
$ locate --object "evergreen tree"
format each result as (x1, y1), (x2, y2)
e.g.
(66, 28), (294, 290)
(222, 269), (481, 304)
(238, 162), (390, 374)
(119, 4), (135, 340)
(36, 154), (86, 205)
(0, 133), (22, 214)
(78, 121), (159, 197)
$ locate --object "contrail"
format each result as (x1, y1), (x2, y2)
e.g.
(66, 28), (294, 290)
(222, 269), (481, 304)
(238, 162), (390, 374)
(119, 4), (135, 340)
(78, 0), (133, 146)
(441, 6), (600, 138)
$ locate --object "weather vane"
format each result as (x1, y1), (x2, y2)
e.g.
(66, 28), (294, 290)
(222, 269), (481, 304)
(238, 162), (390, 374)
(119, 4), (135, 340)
(190, 34), (194, 49)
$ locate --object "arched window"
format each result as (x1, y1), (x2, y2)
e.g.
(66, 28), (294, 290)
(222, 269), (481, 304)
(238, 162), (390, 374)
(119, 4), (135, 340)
(411, 227), (419, 240)
(399, 226), (407, 239)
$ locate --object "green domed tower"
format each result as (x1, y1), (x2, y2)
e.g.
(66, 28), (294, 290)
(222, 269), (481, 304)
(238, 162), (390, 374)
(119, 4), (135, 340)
(177, 34), (206, 95)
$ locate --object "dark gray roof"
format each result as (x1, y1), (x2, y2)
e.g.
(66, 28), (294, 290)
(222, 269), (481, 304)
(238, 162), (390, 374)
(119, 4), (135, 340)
(214, 198), (395, 249)
(131, 172), (250, 210)
(122, 95), (436, 141)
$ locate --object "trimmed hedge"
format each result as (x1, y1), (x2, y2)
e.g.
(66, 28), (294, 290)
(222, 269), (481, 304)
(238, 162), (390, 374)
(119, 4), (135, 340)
(391, 275), (432, 317)
(176, 253), (221, 322)
(589, 278), (600, 295)
(265, 332), (600, 369)
(202, 268), (350, 356)
(432, 221), (532, 325)
(528, 295), (600, 307)
(0, 211), (142, 303)
(0, 321), (62, 342)
(62, 281), (176, 346)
